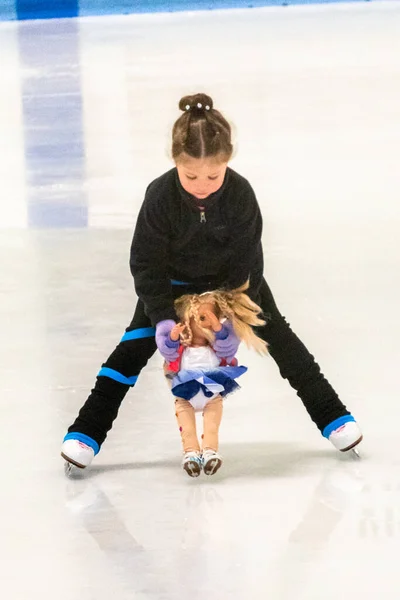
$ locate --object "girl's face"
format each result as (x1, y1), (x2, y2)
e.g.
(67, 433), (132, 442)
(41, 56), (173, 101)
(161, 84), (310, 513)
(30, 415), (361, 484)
(176, 155), (228, 200)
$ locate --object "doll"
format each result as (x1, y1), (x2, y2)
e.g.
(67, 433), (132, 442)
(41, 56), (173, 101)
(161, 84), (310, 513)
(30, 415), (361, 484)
(162, 284), (268, 477)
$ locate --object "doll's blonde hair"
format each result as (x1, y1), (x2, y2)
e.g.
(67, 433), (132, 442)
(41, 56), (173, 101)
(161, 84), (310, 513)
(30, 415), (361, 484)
(174, 282), (268, 355)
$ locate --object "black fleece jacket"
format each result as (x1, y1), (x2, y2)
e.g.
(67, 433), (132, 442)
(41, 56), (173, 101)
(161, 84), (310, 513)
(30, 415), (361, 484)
(130, 167), (264, 326)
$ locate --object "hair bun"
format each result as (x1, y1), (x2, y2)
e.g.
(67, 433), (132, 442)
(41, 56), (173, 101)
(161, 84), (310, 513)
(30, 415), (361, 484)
(179, 93), (214, 112)
(172, 92), (233, 160)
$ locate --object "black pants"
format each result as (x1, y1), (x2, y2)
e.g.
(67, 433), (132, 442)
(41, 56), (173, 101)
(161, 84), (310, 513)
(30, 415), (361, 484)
(67, 279), (349, 447)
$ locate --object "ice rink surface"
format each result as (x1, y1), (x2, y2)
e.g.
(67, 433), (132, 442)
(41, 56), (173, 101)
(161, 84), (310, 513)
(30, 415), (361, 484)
(1, 2), (400, 598)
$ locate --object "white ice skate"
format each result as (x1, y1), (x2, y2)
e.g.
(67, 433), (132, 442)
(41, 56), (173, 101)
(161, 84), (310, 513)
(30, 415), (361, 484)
(61, 439), (95, 469)
(202, 450), (223, 476)
(328, 421), (363, 455)
(182, 451), (202, 477)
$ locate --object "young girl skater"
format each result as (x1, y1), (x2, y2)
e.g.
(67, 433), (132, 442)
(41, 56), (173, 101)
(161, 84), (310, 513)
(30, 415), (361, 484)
(164, 285), (267, 477)
(61, 92), (363, 470)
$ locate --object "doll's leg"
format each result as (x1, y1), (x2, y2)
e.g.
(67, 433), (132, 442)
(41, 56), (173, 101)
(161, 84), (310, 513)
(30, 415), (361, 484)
(202, 395), (223, 452)
(257, 279), (362, 449)
(175, 399), (201, 453)
(202, 395), (223, 475)
(62, 300), (157, 466)
(175, 399), (202, 477)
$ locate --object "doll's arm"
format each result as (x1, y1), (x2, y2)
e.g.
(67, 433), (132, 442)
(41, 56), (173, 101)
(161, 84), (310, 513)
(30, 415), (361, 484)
(200, 310), (240, 360)
(199, 310), (222, 332)
(170, 323), (186, 341)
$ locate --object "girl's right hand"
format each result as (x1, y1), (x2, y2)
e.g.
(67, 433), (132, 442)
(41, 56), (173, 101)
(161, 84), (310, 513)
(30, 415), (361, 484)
(155, 319), (180, 361)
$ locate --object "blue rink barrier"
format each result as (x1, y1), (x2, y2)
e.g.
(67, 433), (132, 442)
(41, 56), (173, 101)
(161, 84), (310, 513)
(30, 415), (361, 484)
(18, 17), (88, 228)
(1, 0), (380, 22)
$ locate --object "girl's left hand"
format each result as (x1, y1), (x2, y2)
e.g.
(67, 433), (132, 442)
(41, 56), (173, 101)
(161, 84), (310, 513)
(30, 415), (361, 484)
(213, 320), (240, 361)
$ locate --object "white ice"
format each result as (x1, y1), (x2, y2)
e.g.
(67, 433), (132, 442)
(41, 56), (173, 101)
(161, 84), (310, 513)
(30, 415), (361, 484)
(1, 2), (400, 599)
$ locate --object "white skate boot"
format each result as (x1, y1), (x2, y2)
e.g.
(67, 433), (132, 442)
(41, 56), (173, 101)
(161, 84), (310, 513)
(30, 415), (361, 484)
(202, 450), (223, 476)
(182, 451), (202, 477)
(328, 421), (363, 453)
(61, 439), (95, 469)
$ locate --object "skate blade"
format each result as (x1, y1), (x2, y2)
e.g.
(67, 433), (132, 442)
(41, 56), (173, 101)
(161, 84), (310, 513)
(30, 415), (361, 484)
(203, 457), (222, 476)
(61, 453), (87, 477)
(183, 460), (202, 478)
(64, 461), (79, 477)
(64, 460), (89, 478)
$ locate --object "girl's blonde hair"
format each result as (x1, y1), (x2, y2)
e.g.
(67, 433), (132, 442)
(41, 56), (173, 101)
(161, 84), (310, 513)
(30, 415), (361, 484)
(174, 282), (268, 355)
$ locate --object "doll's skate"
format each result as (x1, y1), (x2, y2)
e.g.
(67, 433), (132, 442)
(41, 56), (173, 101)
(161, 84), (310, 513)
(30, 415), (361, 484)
(328, 421), (363, 457)
(182, 451), (202, 477)
(202, 450), (223, 475)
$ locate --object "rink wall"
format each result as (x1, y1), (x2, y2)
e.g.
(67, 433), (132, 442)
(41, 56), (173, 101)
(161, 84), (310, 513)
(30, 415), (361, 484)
(0, 0), (379, 21)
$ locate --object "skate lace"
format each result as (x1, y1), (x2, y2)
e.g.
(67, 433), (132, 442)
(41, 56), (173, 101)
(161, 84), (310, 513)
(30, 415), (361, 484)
(184, 451), (201, 462)
(202, 450), (219, 460)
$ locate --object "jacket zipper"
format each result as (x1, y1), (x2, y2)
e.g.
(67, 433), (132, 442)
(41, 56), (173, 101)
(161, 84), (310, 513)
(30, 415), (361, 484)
(200, 210), (206, 223)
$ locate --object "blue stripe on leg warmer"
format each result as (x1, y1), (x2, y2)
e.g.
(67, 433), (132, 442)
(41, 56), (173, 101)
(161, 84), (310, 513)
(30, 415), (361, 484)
(97, 367), (138, 386)
(63, 432), (100, 455)
(120, 327), (155, 342)
(322, 415), (356, 439)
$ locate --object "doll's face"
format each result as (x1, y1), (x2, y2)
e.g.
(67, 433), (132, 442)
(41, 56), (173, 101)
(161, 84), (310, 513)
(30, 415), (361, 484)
(190, 302), (218, 341)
